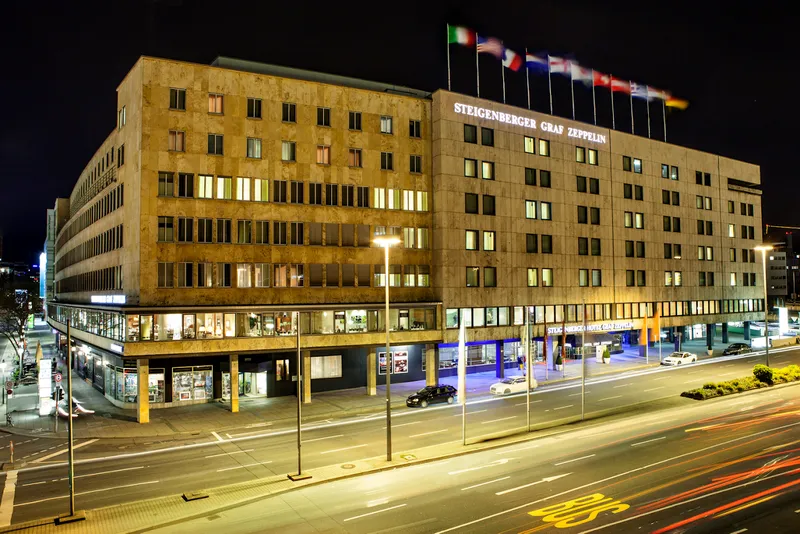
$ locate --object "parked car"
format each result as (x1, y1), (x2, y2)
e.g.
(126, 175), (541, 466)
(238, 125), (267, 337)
(406, 385), (457, 408)
(490, 376), (538, 395)
(722, 343), (752, 356)
(661, 351), (698, 366)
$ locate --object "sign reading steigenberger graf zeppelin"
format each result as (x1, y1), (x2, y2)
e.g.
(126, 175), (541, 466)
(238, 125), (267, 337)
(453, 102), (607, 144)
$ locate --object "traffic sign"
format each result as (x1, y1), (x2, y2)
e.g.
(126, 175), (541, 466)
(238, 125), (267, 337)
(55, 373), (62, 383)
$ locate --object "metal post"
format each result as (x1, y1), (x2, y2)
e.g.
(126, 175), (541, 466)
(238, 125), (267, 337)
(446, 24), (451, 92)
(525, 307), (531, 432)
(288, 312), (310, 481)
(384, 244), (392, 462)
(66, 319), (75, 516)
(581, 300), (586, 421)
(762, 250), (770, 367)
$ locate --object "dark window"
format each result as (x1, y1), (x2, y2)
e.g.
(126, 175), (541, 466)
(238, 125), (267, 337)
(625, 240), (634, 257)
(577, 175), (586, 192)
(325, 184), (338, 206)
(349, 111), (362, 131)
(695, 170), (703, 185)
(309, 183), (323, 205)
(673, 217), (681, 233)
(626, 270), (635, 287)
(216, 219), (232, 243)
(207, 134), (223, 155)
(589, 178), (599, 195)
(465, 193), (479, 214)
(591, 238), (601, 256)
(672, 191), (680, 206)
(273, 180), (287, 203)
(526, 234), (538, 253)
(410, 155), (422, 173)
(317, 107), (331, 126)
(342, 184), (355, 207)
(663, 216), (672, 232)
(464, 124), (477, 143)
(290, 181), (304, 204)
(291, 222), (304, 245)
(177, 173), (194, 198)
(357, 186), (369, 208)
(540, 170), (551, 188)
(748, 226), (754, 239)
(748, 204), (754, 216)
(697, 220), (705, 235)
(662, 190), (670, 205)
(590, 207), (600, 225)
(706, 221), (713, 236)
(635, 185), (643, 201)
(169, 88), (186, 110)
(483, 195), (496, 216)
(664, 243), (673, 259)
(381, 152), (394, 171)
(636, 241), (645, 258)
(637, 270), (646, 287)
(282, 102), (296, 122)
(409, 120), (422, 138)
(526, 168), (537, 186)
(578, 237), (588, 256)
(741, 202), (747, 215)
(197, 218), (213, 243)
(624, 183), (632, 199)
(623, 156), (632, 172)
(481, 127), (494, 146)
(704, 172), (711, 186)
(541, 235), (553, 254)
(247, 98), (262, 119)
(578, 206), (588, 224)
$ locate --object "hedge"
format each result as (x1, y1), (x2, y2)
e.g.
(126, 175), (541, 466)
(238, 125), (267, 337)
(681, 364), (800, 400)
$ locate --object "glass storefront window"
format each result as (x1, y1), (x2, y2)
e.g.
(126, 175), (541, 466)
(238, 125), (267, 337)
(499, 307), (510, 326)
(173, 367), (193, 402)
(446, 309), (459, 329)
(334, 311), (345, 333)
(140, 315), (153, 341)
(410, 308), (434, 330)
(183, 314), (196, 339)
(236, 313), (261, 337)
(439, 344), (496, 369)
(224, 313), (236, 337)
(127, 316), (139, 341)
(193, 366), (213, 400)
(312, 311), (334, 334)
(473, 308), (485, 327)
(398, 309), (409, 331)
(346, 310), (367, 333)
(486, 307), (498, 326)
(149, 369), (165, 403)
(197, 313), (224, 339)
(154, 313), (182, 341)
(275, 312), (295, 335)
(123, 368), (137, 403)
(262, 313), (275, 335)
(116, 368), (123, 400)
(460, 308), (473, 328)
(105, 364), (115, 399)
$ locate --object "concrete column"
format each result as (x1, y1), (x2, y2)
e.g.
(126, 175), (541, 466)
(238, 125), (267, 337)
(639, 321), (648, 357)
(495, 341), (504, 379)
(137, 359), (149, 424)
(743, 321), (751, 341)
(425, 344), (438, 386)
(229, 354), (239, 413)
(674, 327), (682, 352)
(722, 322), (729, 343)
(366, 349), (377, 395)
(302, 350), (311, 404)
(706, 323), (714, 350)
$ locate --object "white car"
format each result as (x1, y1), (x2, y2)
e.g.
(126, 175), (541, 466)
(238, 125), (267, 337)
(661, 351), (697, 366)
(490, 376), (538, 395)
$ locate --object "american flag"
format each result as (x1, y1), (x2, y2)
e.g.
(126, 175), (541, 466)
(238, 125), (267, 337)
(477, 35), (503, 59)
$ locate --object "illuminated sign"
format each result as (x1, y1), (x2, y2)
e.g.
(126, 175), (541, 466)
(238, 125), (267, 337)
(453, 103), (607, 144)
(547, 322), (634, 335)
(110, 343), (124, 354)
(91, 295), (126, 304)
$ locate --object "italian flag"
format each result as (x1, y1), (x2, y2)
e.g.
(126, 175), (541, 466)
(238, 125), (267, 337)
(448, 25), (475, 47)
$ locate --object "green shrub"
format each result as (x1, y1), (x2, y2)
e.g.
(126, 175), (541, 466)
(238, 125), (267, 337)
(753, 364), (773, 384)
(682, 364), (799, 400)
(702, 382), (717, 389)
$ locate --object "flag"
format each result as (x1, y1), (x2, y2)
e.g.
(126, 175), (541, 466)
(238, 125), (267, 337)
(666, 96), (690, 110)
(502, 48), (523, 71)
(593, 71), (610, 88)
(571, 62), (593, 85)
(526, 52), (548, 73)
(610, 77), (630, 94)
(447, 25), (475, 46)
(477, 35), (503, 58)
(631, 82), (650, 99)
(549, 56), (570, 74)
(647, 86), (669, 100)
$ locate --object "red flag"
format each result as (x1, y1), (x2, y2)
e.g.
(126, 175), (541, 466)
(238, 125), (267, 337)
(593, 71), (610, 88)
(610, 77), (631, 94)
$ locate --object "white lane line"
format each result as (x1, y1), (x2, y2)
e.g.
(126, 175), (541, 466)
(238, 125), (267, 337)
(554, 454), (595, 466)
(613, 383), (632, 389)
(719, 372), (740, 377)
(19, 481), (47, 487)
(684, 379), (702, 384)
(460, 476), (510, 491)
(454, 409), (488, 416)
(409, 429), (449, 438)
(30, 439), (98, 463)
(204, 449), (254, 458)
(0, 471), (17, 526)
(343, 503), (407, 522)
(211, 431), (224, 442)
(554, 405), (574, 411)
(569, 391), (590, 397)
(721, 364), (736, 368)
(216, 461), (273, 472)
(494, 473), (571, 496)
(497, 444), (540, 454)
(15, 480), (160, 507)
(303, 434), (344, 443)
(321, 444), (368, 455)
(383, 421), (421, 429)
(631, 436), (667, 447)
(730, 529), (748, 534)
(643, 387), (665, 393)
(481, 416), (518, 425)
(652, 376), (670, 381)
(73, 466), (145, 480)
(597, 396), (623, 402)
(515, 400), (542, 406)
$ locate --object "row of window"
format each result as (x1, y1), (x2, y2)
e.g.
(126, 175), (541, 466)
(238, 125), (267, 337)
(56, 225), (123, 273)
(57, 185), (124, 252)
(55, 265), (123, 294)
(76, 144), (121, 210)
(155, 262), (431, 289)
(728, 201), (756, 216)
(624, 156), (682, 183)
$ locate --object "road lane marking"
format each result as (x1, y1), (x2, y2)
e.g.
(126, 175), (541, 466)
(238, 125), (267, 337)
(303, 434), (344, 443)
(684, 379), (702, 384)
(216, 461), (273, 472)
(652, 376), (670, 381)
(554, 454), (595, 466)
(461, 477), (510, 491)
(320, 444), (368, 455)
(515, 400), (542, 406)
(211, 431), (224, 442)
(729, 530), (747, 534)
(495, 473), (571, 495)
(449, 458), (515, 475)
(569, 391), (590, 397)
(631, 436), (667, 447)
(554, 405), (574, 410)
(19, 481), (46, 487)
(481, 416), (518, 425)
(343, 503), (407, 521)
(204, 449), (254, 458)
(613, 383), (632, 388)
(383, 421), (422, 429)
(643, 387), (665, 392)
(498, 444), (540, 454)
(597, 396), (623, 402)
(409, 429), (450, 437)
(644, 418), (677, 426)
(0, 471), (17, 527)
(14, 480), (160, 507)
(30, 439), (98, 463)
(453, 409), (487, 416)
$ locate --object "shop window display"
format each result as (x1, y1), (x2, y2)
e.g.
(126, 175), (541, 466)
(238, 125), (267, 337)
(346, 310), (367, 333)
(123, 368), (137, 403)
(149, 368), (165, 403)
(172, 365), (213, 402)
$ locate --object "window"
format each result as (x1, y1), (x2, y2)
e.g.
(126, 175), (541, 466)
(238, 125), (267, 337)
(417, 191), (428, 211)
(464, 158), (477, 177)
(527, 268), (538, 287)
(217, 263), (232, 287)
(623, 156), (632, 172)
(542, 268), (553, 287)
(317, 107), (331, 127)
(177, 217), (193, 242)
(237, 220), (252, 244)
(207, 134), (223, 155)
(626, 240), (635, 257)
(466, 230), (478, 250)
(466, 267), (480, 287)
(728, 224), (735, 238)
(325, 184), (338, 206)
(177, 173), (194, 198)
(168, 130), (185, 152)
(198, 262), (212, 287)
(526, 200), (538, 219)
(358, 186), (370, 208)
(541, 235), (553, 253)
(410, 155), (422, 173)
(216, 219), (232, 243)
(255, 263), (269, 287)
(540, 170), (551, 188)
(464, 124), (477, 143)
(704, 197), (712, 210)
(236, 177), (251, 201)
(699, 272), (706, 287)
(169, 88), (186, 110)
(344, 147), (362, 168)
(730, 273), (737, 286)
(591, 238), (601, 256)
(484, 267), (497, 287)
(635, 185), (643, 201)
(208, 93), (223, 114)
(246, 97), (262, 119)
(624, 183), (632, 199)
(748, 204), (754, 216)
(664, 242), (681, 259)
(661, 164), (669, 179)
(217, 176), (232, 199)
(662, 190), (670, 205)
(541, 202), (552, 220)
(117, 144), (125, 167)
(697, 246), (706, 261)
(388, 188), (401, 209)
(576, 147), (586, 163)
(314, 145), (330, 165)
(380, 115), (393, 134)
(578, 237), (588, 256)
(198, 175), (213, 199)
(589, 178), (599, 194)
(579, 269), (589, 287)
(409, 119), (421, 138)
(282, 102), (296, 123)
(481, 127), (494, 146)
(578, 206), (588, 224)
(728, 200), (735, 214)
(255, 221), (269, 244)
(381, 152), (394, 171)
(637, 270), (646, 287)
(481, 161), (494, 180)
(588, 149), (598, 165)
(309, 183), (322, 205)
(635, 213), (644, 229)
(237, 264), (252, 288)
(483, 231), (496, 251)
(664, 271), (673, 286)
(592, 269), (602, 287)
(673, 217), (682, 233)
(590, 207), (600, 225)
(730, 248), (736, 262)
(483, 194), (496, 215)
(178, 262), (193, 288)
(290, 181), (304, 204)
(346, 110), (362, 130)
(626, 270), (635, 287)
(636, 241), (645, 258)
(526, 234), (538, 253)
(539, 139), (550, 157)
(672, 191), (680, 206)
(197, 218), (213, 243)
(633, 158), (642, 174)
(157, 216), (174, 242)
(282, 141), (296, 162)
(696, 195), (703, 209)
(576, 175), (586, 192)
(624, 211), (633, 228)
(674, 271), (682, 286)
(663, 215), (672, 232)
(704, 172), (711, 186)
(670, 166), (679, 180)
(290, 222), (304, 245)
(273, 180), (287, 203)
(524, 136), (535, 154)
(158, 172), (174, 197)
(371, 187), (384, 209)
(695, 171), (702, 185)
(466, 193), (479, 214)
(342, 185), (355, 207)
(157, 262), (174, 288)
(706, 221), (713, 235)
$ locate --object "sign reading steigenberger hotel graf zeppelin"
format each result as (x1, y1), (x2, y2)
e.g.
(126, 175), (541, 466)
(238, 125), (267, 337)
(453, 102), (607, 144)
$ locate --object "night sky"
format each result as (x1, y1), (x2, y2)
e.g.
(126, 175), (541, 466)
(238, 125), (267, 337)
(0, 1), (791, 263)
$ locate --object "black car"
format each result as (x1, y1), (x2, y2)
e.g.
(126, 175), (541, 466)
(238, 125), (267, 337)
(406, 385), (457, 408)
(723, 343), (752, 356)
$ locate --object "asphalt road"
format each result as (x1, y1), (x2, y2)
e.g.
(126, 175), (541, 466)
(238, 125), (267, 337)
(149, 375), (800, 534)
(3, 345), (800, 526)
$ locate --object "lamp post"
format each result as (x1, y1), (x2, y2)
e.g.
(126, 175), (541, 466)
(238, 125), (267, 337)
(755, 245), (774, 367)
(374, 235), (401, 462)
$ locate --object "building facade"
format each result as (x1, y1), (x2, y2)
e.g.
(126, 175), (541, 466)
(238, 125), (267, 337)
(767, 251), (788, 307)
(47, 56), (765, 423)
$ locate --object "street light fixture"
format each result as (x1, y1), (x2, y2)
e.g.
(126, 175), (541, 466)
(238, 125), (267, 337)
(755, 245), (774, 367)
(374, 235), (401, 462)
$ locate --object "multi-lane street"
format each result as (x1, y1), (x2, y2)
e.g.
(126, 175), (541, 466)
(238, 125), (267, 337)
(2, 345), (800, 527)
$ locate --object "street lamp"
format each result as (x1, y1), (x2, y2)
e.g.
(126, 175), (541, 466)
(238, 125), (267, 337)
(374, 235), (401, 462)
(755, 245), (773, 367)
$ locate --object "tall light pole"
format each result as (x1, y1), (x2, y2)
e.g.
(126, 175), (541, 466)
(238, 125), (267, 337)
(288, 311), (310, 481)
(374, 236), (400, 462)
(755, 245), (773, 367)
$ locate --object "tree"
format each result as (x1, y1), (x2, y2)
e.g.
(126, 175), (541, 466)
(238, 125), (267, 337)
(0, 274), (41, 364)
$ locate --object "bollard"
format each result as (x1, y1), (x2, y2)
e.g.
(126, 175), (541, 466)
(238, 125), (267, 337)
(10, 441), (13, 464)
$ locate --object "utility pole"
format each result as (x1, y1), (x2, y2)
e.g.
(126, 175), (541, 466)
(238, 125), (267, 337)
(288, 312), (310, 481)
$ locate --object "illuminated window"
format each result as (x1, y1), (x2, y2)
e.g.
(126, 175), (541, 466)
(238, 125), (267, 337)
(208, 93), (223, 114)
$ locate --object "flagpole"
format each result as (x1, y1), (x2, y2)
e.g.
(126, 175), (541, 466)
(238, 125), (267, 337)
(570, 62), (576, 120)
(610, 75), (616, 130)
(525, 48), (531, 110)
(547, 54), (553, 115)
(475, 32), (480, 98)
(501, 41), (506, 104)
(629, 81), (634, 134)
(662, 98), (667, 142)
(591, 69), (597, 126)
(446, 24), (451, 92)
(646, 98), (651, 139)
